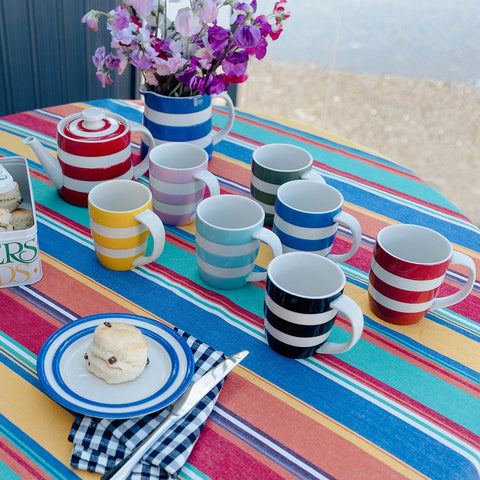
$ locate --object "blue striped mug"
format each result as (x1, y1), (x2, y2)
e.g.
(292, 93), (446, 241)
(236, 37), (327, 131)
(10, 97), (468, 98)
(195, 195), (283, 289)
(140, 87), (235, 159)
(264, 252), (364, 358)
(273, 180), (361, 262)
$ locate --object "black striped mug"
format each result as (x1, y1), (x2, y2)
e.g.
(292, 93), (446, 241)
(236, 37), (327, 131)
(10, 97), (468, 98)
(264, 252), (364, 359)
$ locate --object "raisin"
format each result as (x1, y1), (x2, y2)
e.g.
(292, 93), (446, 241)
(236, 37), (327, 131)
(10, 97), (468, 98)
(146, 357), (150, 366)
(104, 321), (112, 327)
(84, 353), (88, 360)
(108, 356), (117, 364)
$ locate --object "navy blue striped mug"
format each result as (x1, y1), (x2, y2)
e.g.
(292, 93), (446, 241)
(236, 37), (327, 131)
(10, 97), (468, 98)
(264, 252), (364, 358)
(273, 180), (361, 262)
(196, 195), (283, 289)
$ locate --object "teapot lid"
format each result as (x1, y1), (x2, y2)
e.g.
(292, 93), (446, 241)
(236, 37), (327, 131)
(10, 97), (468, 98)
(61, 107), (127, 141)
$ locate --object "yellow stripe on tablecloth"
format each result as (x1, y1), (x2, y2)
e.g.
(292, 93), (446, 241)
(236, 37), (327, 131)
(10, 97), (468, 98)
(236, 366), (429, 480)
(0, 130), (54, 162)
(345, 282), (480, 372)
(0, 363), (99, 480)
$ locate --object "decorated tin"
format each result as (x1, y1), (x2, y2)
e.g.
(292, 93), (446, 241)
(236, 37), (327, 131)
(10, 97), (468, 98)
(0, 156), (42, 288)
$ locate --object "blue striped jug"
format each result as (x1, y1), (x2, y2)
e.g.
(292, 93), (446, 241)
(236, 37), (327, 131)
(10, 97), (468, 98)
(140, 86), (235, 159)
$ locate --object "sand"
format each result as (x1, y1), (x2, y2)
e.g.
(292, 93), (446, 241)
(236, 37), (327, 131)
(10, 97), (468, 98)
(237, 58), (480, 226)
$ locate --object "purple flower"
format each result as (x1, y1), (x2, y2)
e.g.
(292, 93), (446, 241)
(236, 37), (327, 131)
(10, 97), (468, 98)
(176, 66), (198, 91)
(105, 53), (120, 69)
(222, 50), (248, 76)
(107, 6), (130, 32)
(92, 46), (106, 69)
(234, 25), (261, 49)
(130, 49), (152, 70)
(83, 0), (289, 96)
(254, 15), (272, 37)
(207, 25), (231, 59)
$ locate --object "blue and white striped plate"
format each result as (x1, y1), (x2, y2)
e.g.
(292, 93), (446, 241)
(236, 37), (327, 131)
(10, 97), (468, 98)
(37, 313), (195, 419)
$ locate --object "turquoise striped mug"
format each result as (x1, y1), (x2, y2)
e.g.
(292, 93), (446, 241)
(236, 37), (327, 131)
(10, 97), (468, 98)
(195, 195), (283, 289)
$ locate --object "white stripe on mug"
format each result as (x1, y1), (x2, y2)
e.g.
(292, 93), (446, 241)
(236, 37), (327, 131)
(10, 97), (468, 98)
(370, 258), (445, 292)
(265, 320), (331, 348)
(90, 220), (148, 239)
(368, 284), (435, 313)
(196, 257), (255, 279)
(265, 294), (337, 325)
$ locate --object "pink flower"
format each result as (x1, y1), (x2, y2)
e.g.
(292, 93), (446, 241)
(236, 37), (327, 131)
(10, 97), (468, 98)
(153, 54), (186, 76)
(123, 0), (153, 18)
(96, 70), (113, 87)
(175, 8), (203, 37)
(273, 0), (290, 18)
(81, 10), (100, 31)
(196, 0), (219, 23)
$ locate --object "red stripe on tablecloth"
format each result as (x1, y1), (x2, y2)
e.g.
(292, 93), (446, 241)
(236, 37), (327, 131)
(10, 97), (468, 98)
(190, 424), (296, 480)
(2, 111), (58, 139)
(0, 438), (54, 480)
(0, 292), (58, 354)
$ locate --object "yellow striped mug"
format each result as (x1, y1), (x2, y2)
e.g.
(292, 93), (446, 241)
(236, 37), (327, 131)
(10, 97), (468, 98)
(88, 180), (165, 271)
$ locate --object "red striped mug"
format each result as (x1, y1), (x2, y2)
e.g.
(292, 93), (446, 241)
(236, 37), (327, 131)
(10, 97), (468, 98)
(368, 224), (476, 325)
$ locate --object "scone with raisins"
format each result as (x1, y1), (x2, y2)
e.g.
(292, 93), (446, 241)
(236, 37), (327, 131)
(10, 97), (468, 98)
(85, 322), (148, 384)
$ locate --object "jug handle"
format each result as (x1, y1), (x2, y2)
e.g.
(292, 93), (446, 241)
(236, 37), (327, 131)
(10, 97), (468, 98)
(212, 92), (235, 146)
(131, 123), (156, 178)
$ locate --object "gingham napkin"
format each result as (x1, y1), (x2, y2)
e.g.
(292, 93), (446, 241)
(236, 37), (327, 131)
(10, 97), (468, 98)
(69, 329), (225, 480)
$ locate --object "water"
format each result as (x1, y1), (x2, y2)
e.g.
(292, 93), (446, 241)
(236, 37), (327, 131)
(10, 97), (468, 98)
(261, 0), (480, 85)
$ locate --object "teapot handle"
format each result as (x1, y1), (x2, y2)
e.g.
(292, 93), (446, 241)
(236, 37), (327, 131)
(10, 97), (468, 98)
(130, 123), (156, 178)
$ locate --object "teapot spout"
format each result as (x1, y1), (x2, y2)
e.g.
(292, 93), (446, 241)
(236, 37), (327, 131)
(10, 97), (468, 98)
(22, 136), (63, 189)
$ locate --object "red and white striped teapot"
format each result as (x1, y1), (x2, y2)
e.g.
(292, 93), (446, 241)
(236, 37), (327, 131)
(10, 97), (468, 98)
(23, 107), (155, 206)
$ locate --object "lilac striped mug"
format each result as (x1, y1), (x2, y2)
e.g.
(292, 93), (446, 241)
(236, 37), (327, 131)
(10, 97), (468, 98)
(149, 143), (220, 226)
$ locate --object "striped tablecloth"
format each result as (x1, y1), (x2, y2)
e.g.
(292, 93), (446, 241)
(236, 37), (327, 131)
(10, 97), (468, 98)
(1, 99), (479, 480)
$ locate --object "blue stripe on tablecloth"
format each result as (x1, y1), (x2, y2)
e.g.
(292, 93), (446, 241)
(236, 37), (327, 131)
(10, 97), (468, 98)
(0, 413), (80, 480)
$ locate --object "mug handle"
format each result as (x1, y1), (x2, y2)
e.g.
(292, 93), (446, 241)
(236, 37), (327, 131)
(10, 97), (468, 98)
(300, 169), (325, 183)
(430, 250), (476, 310)
(212, 92), (235, 146)
(245, 228), (283, 283)
(193, 170), (220, 197)
(189, 170), (220, 221)
(316, 294), (364, 354)
(131, 209), (166, 267)
(328, 211), (362, 263)
(130, 123), (156, 179)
